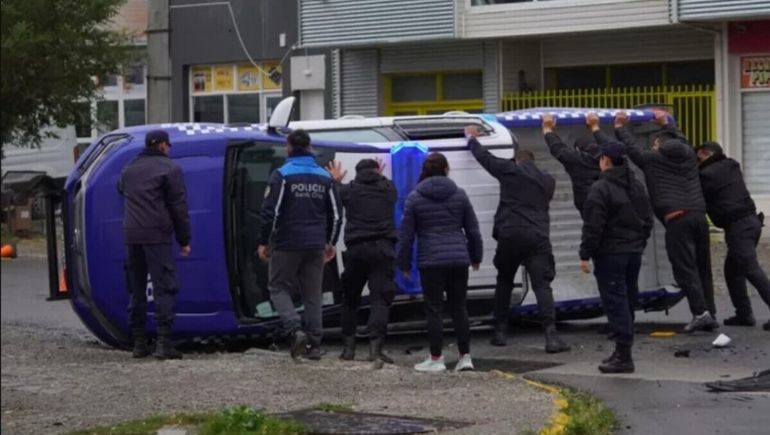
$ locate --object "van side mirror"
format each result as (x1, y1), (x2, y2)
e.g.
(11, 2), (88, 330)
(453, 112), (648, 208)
(268, 97), (296, 132)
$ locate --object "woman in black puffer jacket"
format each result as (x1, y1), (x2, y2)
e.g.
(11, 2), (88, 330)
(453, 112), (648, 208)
(398, 152), (483, 373)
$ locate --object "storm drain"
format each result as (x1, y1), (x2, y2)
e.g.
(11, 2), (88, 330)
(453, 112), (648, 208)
(277, 409), (471, 434)
(472, 358), (562, 374)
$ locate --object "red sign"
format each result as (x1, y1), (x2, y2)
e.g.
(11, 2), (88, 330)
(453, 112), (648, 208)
(741, 57), (770, 89)
(729, 21), (770, 54)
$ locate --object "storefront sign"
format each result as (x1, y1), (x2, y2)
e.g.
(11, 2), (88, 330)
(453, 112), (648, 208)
(741, 56), (770, 89)
(238, 64), (261, 91)
(213, 65), (234, 91)
(191, 66), (212, 93)
(262, 63), (282, 89)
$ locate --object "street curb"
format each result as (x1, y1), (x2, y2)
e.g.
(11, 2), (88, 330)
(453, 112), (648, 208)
(492, 370), (569, 435)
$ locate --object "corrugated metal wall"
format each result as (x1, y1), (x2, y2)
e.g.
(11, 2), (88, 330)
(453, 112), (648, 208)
(340, 49), (379, 117)
(483, 41), (500, 113)
(331, 49), (341, 118)
(380, 41), (485, 73)
(460, 0), (670, 39)
(677, 0), (770, 21)
(300, 0), (455, 47)
(742, 91), (770, 196)
(541, 27), (714, 67)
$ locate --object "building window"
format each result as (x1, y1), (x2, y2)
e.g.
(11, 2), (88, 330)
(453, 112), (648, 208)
(189, 63), (283, 124)
(124, 99), (146, 127)
(96, 100), (119, 135)
(545, 61), (715, 90)
(385, 71), (484, 116)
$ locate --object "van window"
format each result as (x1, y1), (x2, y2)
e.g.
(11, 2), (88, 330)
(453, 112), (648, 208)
(308, 128), (391, 143)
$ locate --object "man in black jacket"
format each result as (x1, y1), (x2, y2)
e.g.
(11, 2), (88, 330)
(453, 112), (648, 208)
(580, 141), (654, 373)
(326, 158), (398, 362)
(614, 110), (718, 333)
(119, 129), (191, 359)
(695, 142), (770, 331)
(542, 113), (602, 217)
(466, 126), (570, 353)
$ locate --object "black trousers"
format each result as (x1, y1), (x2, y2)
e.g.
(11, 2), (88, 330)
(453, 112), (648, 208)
(664, 212), (715, 316)
(420, 266), (470, 357)
(724, 214), (770, 318)
(340, 240), (396, 339)
(594, 254), (642, 347)
(125, 243), (179, 333)
(493, 235), (556, 325)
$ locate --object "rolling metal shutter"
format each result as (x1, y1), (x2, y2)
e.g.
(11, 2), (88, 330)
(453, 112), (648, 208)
(340, 49), (379, 117)
(677, 0), (770, 21)
(380, 41), (485, 74)
(299, 0), (455, 48)
(742, 91), (770, 195)
(483, 41), (501, 113)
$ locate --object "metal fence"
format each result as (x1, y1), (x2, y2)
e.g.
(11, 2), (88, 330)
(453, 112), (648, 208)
(502, 85), (716, 145)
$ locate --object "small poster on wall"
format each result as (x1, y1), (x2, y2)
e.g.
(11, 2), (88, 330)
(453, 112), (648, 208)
(741, 56), (770, 88)
(192, 66), (212, 93)
(213, 65), (234, 91)
(238, 64), (261, 91)
(262, 63), (282, 90)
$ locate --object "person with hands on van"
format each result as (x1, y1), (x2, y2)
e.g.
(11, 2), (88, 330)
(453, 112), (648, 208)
(614, 110), (718, 333)
(119, 129), (191, 360)
(326, 157), (399, 362)
(694, 141), (770, 331)
(541, 113), (601, 217)
(579, 141), (653, 373)
(465, 125), (570, 354)
(257, 129), (343, 360)
(397, 153), (483, 373)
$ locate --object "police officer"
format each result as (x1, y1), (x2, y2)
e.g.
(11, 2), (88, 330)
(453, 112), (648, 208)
(615, 110), (718, 333)
(257, 130), (342, 360)
(695, 141), (770, 331)
(541, 113), (602, 217)
(466, 126), (570, 353)
(580, 141), (654, 373)
(326, 158), (398, 362)
(119, 129), (191, 359)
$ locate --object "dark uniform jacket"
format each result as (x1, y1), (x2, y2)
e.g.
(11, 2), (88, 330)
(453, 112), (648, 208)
(698, 152), (757, 229)
(119, 148), (191, 246)
(338, 168), (397, 245)
(579, 163), (654, 260)
(468, 138), (555, 240)
(258, 150), (343, 250)
(616, 126), (705, 224)
(544, 132), (601, 216)
(397, 176), (483, 270)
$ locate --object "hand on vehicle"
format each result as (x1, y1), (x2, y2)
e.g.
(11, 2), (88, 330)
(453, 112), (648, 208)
(464, 125), (482, 139)
(585, 113), (600, 132)
(324, 244), (336, 263)
(580, 260), (591, 274)
(614, 111), (629, 128)
(402, 270), (411, 280)
(180, 245), (191, 257)
(541, 113), (556, 133)
(375, 157), (387, 174)
(257, 245), (270, 262)
(325, 161), (347, 183)
(652, 109), (669, 126)
(471, 263), (480, 272)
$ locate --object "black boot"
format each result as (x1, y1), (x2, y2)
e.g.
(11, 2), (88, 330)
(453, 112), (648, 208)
(154, 329), (182, 360)
(368, 337), (394, 364)
(723, 314), (756, 327)
(544, 323), (570, 353)
(490, 322), (508, 347)
(289, 329), (308, 360)
(599, 344), (634, 374)
(764, 320), (770, 331)
(340, 336), (356, 361)
(131, 327), (151, 358)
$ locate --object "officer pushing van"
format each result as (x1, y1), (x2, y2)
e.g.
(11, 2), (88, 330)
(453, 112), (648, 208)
(119, 129), (191, 360)
(257, 130), (342, 360)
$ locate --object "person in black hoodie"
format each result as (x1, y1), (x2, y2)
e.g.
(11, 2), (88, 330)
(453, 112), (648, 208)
(326, 158), (399, 362)
(119, 129), (191, 360)
(614, 110), (718, 333)
(695, 142), (770, 331)
(580, 141), (654, 373)
(542, 113), (602, 217)
(465, 126), (570, 354)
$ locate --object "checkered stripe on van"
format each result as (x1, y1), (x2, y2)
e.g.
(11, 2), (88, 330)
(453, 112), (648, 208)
(500, 110), (646, 121)
(159, 123), (266, 136)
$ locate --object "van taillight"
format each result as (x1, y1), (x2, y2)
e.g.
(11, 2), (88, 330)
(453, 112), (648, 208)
(73, 145), (81, 162)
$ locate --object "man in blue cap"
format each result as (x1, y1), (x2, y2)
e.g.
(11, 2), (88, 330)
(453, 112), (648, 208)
(119, 129), (191, 359)
(580, 140), (653, 373)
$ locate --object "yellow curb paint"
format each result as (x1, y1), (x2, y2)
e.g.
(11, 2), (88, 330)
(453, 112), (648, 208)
(650, 331), (676, 337)
(492, 370), (569, 435)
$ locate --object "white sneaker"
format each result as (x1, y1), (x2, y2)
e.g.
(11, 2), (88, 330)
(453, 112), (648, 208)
(454, 354), (474, 372)
(414, 355), (446, 372)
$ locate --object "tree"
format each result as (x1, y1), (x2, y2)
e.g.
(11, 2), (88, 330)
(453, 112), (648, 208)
(1, 0), (130, 147)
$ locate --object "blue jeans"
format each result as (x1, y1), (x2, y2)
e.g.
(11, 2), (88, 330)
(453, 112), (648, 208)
(593, 254), (642, 346)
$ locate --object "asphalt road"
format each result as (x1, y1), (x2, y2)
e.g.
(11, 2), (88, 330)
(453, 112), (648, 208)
(2, 256), (769, 434)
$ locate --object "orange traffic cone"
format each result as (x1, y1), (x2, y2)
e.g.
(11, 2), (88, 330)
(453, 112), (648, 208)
(58, 268), (69, 294)
(1, 244), (17, 258)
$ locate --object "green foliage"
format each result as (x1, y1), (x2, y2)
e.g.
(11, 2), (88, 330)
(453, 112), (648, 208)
(66, 412), (209, 435)
(316, 402), (354, 412)
(562, 389), (618, 435)
(199, 406), (306, 435)
(1, 0), (130, 147)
